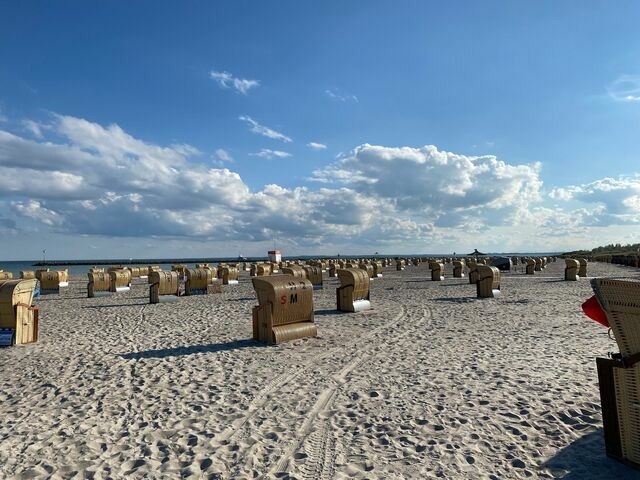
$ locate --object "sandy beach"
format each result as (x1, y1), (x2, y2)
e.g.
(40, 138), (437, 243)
(1, 260), (639, 479)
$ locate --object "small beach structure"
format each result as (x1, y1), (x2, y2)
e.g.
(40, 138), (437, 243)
(39, 271), (66, 295)
(149, 270), (180, 304)
(303, 265), (323, 289)
(467, 261), (479, 284)
(0, 279), (39, 346)
(251, 275), (316, 344)
(282, 265), (306, 279)
(87, 272), (111, 298)
(476, 265), (501, 298)
(526, 259), (535, 275)
(220, 266), (239, 285)
(564, 259), (580, 281)
(430, 262), (444, 281)
(589, 278), (640, 469)
(453, 260), (465, 278)
(336, 268), (371, 313)
(184, 268), (213, 295)
(20, 271), (35, 280)
(109, 270), (131, 293)
(579, 258), (588, 278)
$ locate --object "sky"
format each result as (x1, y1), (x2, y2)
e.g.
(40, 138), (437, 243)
(1, 1), (640, 260)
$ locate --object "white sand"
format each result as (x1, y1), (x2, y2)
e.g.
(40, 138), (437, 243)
(1, 260), (640, 479)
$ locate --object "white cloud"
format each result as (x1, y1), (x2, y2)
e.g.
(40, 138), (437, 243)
(238, 115), (292, 142)
(2, 113), (640, 254)
(311, 144), (542, 226)
(307, 142), (327, 150)
(325, 88), (358, 103)
(214, 148), (234, 164)
(251, 149), (291, 159)
(21, 119), (45, 138)
(607, 75), (640, 102)
(209, 70), (260, 94)
(13, 200), (63, 226)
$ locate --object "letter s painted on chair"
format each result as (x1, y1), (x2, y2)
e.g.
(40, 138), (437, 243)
(280, 295), (287, 304)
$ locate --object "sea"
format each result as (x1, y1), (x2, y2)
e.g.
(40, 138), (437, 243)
(0, 252), (561, 278)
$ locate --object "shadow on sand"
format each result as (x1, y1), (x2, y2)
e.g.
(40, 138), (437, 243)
(540, 429), (638, 479)
(120, 338), (263, 360)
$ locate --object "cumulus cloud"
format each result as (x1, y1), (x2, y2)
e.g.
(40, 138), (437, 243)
(312, 144), (542, 227)
(251, 149), (291, 159)
(607, 75), (640, 102)
(209, 70), (260, 94)
(2, 113), (638, 253)
(238, 115), (292, 142)
(549, 176), (640, 224)
(307, 142), (327, 150)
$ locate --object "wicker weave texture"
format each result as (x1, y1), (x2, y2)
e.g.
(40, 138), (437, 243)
(303, 266), (323, 286)
(20, 271), (35, 280)
(282, 266), (306, 279)
(592, 278), (640, 357)
(185, 268), (212, 294)
(476, 265), (500, 298)
(252, 276), (314, 327)
(109, 271), (130, 292)
(613, 364), (640, 464)
(39, 271), (61, 290)
(88, 272), (110, 297)
(564, 259), (579, 281)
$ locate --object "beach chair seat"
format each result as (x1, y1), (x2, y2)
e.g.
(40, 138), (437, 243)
(220, 266), (239, 285)
(526, 259), (535, 275)
(251, 275), (316, 344)
(303, 266), (323, 289)
(109, 270), (131, 292)
(282, 265), (306, 279)
(476, 265), (500, 298)
(579, 258), (588, 277)
(430, 262), (444, 281)
(453, 260), (465, 278)
(467, 261), (479, 284)
(88, 272), (111, 298)
(184, 268), (213, 295)
(0, 279), (39, 345)
(590, 278), (640, 468)
(564, 259), (580, 281)
(336, 268), (371, 312)
(39, 271), (64, 294)
(149, 271), (180, 304)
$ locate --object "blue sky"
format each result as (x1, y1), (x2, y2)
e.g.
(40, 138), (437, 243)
(1, 1), (640, 260)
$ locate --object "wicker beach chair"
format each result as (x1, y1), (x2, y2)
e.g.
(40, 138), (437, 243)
(251, 275), (316, 344)
(109, 270), (131, 292)
(476, 265), (500, 298)
(39, 271), (64, 295)
(525, 259), (535, 275)
(467, 261), (479, 284)
(579, 258), (588, 277)
(534, 258), (542, 272)
(149, 271), (180, 304)
(590, 278), (640, 469)
(88, 272), (111, 298)
(336, 268), (371, 312)
(0, 279), (39, 345)
(303, 266), (323, 289)
(372, 261), (383, 278)
(453, 260), (465, 278)
(20, 271), (35, 280)
(359, 262), (375, 279)
(184, 268), (213, 295)
(564, 259), (580, 281)
(220, 266), (238, 285)
(430, 262), (444, 281)
(396, 260), (405, 271)
(282, 265), (306, 279)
